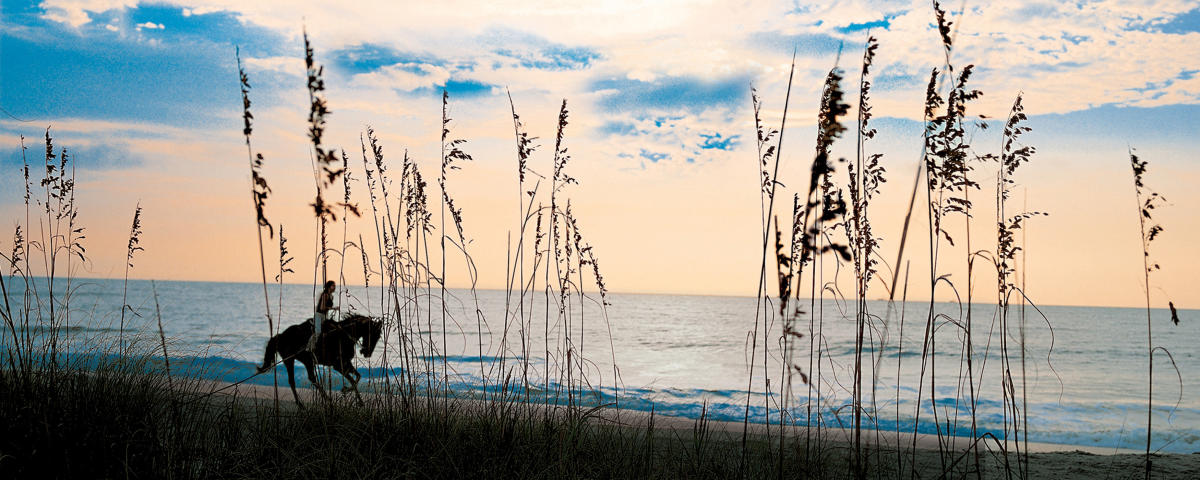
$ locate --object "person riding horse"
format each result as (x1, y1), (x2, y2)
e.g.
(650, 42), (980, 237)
(257, 313), (383, 405)
(309, 280), (338, 350)
(255, 280), (384, 405)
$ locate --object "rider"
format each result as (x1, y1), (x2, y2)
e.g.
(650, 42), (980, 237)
(309, 280), (338, 350)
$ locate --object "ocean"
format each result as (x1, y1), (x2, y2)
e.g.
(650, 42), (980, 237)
(4, 276), (1197, 453)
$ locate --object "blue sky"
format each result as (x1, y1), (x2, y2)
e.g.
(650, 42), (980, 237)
(1, 0), (1197, 306)
(4, 1), (1198, 144)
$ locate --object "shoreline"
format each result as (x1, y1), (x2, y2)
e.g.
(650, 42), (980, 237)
(189, 379), (1200, 478)
(5, 360), (1199, 478)
(204, 378), (1147, 456)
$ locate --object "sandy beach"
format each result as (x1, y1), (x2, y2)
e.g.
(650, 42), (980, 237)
(204, 379), (1200, 479)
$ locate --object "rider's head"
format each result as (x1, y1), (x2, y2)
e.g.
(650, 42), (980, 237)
(324, 280), (335, 292)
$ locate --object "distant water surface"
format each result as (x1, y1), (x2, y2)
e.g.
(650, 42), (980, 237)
(4, 277), (1197, 453)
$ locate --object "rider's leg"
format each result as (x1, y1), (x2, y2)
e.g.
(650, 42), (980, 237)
(308, 311), (324, 351)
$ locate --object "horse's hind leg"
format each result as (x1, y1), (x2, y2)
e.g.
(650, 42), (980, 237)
(300, 353), (328, 400)
(285, 358), (303, 408)
(257, 336), (277, 374)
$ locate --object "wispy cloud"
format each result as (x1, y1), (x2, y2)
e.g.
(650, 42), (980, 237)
(591, 75), (749, 113)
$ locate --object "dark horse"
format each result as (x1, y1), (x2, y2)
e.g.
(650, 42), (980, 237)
(257, 313), (383, 405)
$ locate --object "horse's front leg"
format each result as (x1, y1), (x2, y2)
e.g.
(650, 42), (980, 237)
(333, 363), (360, 391)
(334, 364), (364, 406)
(300, 352), (328, 400)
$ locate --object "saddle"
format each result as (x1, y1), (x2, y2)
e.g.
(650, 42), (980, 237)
(302, 317), (351, 351)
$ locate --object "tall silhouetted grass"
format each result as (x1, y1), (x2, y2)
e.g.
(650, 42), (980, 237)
(739, 3), (1081, 480)
(238, 48), (277, 376)
(3, 5), (1191, 479)
(119, 203), (143, 356)
(1128, 149), (1182, 479)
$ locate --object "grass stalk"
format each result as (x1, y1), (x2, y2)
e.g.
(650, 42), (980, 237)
(120, 204), (144, 356)
(237, 48), (278, 408)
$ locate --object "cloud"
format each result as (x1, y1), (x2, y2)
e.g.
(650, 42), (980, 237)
(40, 0), (138, 28)
(16, 0), (1200, 140)
(591, 75), (750, 114)
(242, 55), (302, 75)
(638, 149), (669, 163)
(591, 108), (748, 172)
(352, 62), (452, 92)
(330, 43), (441, 75)
(1, 137), (143, 171)
(493, 45), (602, 71)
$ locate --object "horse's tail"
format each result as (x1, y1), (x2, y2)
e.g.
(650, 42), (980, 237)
(257, 334), (279, 374)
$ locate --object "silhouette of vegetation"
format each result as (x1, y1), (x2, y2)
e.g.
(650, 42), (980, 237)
(0, 5), (1193, 479)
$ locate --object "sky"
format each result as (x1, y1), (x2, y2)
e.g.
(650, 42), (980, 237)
(1, 0), (1197, 309)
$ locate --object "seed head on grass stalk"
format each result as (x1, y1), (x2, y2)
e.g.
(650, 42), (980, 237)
(507, 89), (538, 185)
(276, 223), (294, 340)
(568, 204), (619, 407)
(751, 88), (779, 198)
(22, 135), (31, 206)
(847, 36), (886, 287)
(37, 130), (74, 337)
(440, 92), (473, 245)
(339, 148), (362, 256)
(804, 67), (851, 264)
(503, 91), (542, 402)
(125, 205), (143, 271)
(120, 204), (144, 355)
(19, 135), (32, 296)
(843, 35), (887, 474)
(994, 92), (1046, 478)
(568, 218), (608, 307)
(9, 226), (25, 276)
(277, 225), (295, 284)
(550, 100), (576, 310)
(1129, 149), (1182, 477)
(303, 29), (354, 223)
(237, 48), (279, 409)
(40, 129), (59, 211)
(927, 64), (982, 236)
(404, 158), (432, 239)
(439, 90), (476, 396)
(3, 226), (25, 346)
(926, 36), (984, 470)
(238, 47), (273, 239)
(741, 55), (797, 470)
(910, 9), (985, 464)
(996, 94), (1045, 294)
(65, 162), (84, 263)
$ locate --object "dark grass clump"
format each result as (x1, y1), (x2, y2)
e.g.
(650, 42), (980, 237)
(0, 352), (954, 480)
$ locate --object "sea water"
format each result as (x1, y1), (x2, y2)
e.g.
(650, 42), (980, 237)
(3, 276), (1197, 453)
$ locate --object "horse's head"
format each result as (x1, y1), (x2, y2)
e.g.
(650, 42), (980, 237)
(360, 317), (383, 358)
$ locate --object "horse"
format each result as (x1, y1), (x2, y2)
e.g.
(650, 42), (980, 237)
(256, 313), (383, 406)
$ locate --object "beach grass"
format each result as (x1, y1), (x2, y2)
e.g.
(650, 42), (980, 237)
(1, 3), (1194, 479)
